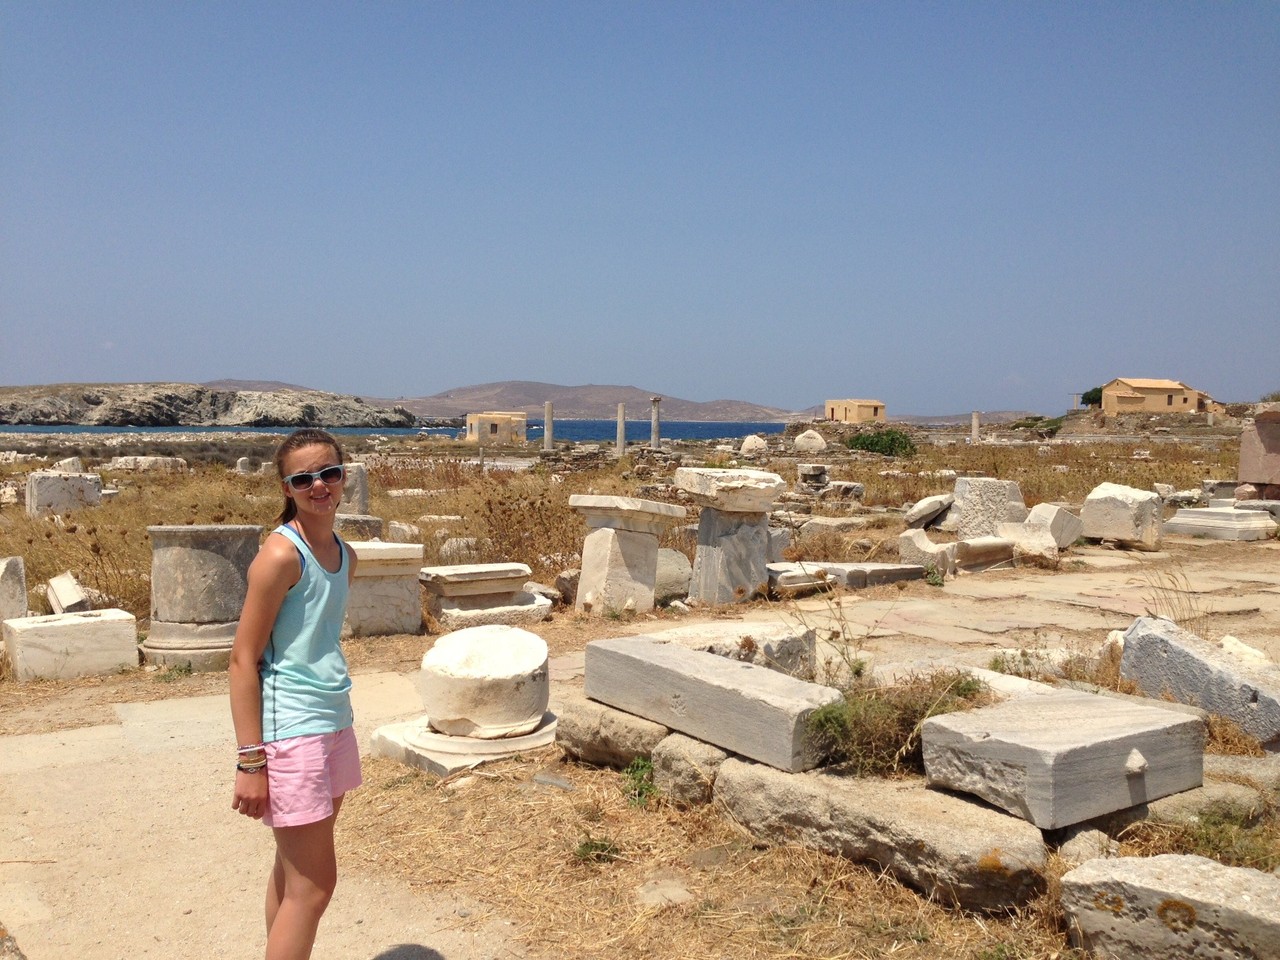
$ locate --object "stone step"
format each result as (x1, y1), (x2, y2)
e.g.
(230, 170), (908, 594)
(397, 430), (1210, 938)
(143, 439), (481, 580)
(584, 636), (841, 772)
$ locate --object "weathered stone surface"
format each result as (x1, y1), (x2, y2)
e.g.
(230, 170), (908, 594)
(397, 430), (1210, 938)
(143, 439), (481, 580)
(1121, 617), (1280, 748)
(954, 536), (1015, 573)
(1162, 507), (1277, 541)
(25, 471), (102, 517)
(1239, 414), (1280, 485)
(333, 513), (383, 540)
(642, 622), (816, 677)
(714, 760), (1046, 910)
(922, 691), (1205, 829)
(766, 526), (791, 563)
(141, 621), (238, 670)
(555, 686), (669, 768)
(792, 429), (827, 454)
(1235, 499), (1280, 523)
(342, 541), (424, 637)
(673, 467), (786, 512)
(569, 494), (687, 535)
(419, 563), (531, 598)
(418, 625), (549, 738)
(652, 732), (728, 806)
(104, 455), (187, 472)
(1203, 753), (1280, 791)
(1081, 482), (1164, 549)
(387, 520), (421, 543)
(817, 480), (864, 502)
(766, 562), (831, 598)
(336, 462), (370, 515)
(689, 507), (769, 604)
(738, 434), (768, 457)
(2, 609), (138, 680)
(0, 556), (27, 622)
(799, 515), (869, 534)
(897, 529), (957, 576)
(147, 525), (260, 624)
(1061, 854), (1280, 959)
(851, 562), (926, 586)
(949, 478), (1028, 539)
(654, 548), (692, 604)
(1026, 502), (1085, 549)
(577, 527), (658, 615)
(46, 570), (92, 614)
(584, 637), (841, 772)
(994, 522), (1060, 569)
(904, 493), (953, 528)
(428, 592), (552, 631)
(554, 568), (580, 607)
(52, 457), (83, 472)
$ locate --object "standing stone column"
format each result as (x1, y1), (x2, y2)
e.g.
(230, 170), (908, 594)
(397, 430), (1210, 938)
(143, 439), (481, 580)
(673, 468), (786, 604)
(142, 525), (261, 670)
(615, 402), (626, 457)
(569, 495), (686, 615)
(543, 401), (554, 452)
(336, 462), (370, 515)
(650, 396), (662, 450)
(970, 411), (980, 442)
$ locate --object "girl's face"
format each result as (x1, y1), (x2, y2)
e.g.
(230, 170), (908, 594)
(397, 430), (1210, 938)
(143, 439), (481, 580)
(280, 443), (344, 518)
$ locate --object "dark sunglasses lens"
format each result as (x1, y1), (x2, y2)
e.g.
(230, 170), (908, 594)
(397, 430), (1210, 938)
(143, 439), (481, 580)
(287, 473), (316, 490)
(320, 466), (345, 484)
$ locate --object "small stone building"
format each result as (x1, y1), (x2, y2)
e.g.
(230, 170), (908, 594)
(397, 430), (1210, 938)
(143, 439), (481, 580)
(1099, 379), (1222, 416)
(825, 399), (886, 424)
(464, 411), (527, 445)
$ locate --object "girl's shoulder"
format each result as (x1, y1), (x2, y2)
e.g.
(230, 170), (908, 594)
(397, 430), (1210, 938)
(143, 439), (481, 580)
(251, 530), (305, 582)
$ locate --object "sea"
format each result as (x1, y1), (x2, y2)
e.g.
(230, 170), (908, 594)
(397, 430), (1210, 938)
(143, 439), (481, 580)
(3, 420), (788, 444)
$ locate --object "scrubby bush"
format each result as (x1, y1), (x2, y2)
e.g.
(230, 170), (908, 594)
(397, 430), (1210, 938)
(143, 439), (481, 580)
(845, 429), (916, 458)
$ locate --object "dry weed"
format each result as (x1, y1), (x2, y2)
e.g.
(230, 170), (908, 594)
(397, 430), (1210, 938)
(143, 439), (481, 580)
(339, 754), (1079, 960)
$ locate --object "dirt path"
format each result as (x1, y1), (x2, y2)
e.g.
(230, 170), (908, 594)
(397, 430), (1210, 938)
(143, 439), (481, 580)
(2, 537), (1278, 959)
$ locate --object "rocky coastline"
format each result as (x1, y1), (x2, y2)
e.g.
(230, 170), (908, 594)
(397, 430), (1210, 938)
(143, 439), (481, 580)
(0, 383), (417, 428)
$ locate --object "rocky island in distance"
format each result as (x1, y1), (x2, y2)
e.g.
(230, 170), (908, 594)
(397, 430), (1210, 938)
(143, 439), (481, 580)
(0, 380), (803, 428)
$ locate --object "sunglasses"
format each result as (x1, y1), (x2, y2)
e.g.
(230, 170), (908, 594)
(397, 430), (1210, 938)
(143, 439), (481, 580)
(282, 464), (346, 491)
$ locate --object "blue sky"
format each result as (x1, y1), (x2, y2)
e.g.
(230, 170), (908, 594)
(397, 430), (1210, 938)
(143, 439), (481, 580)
(3, 2), (1277, 415)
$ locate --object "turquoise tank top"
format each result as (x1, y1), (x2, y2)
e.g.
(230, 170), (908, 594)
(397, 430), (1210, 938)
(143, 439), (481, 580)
(259, 524), (354, 741)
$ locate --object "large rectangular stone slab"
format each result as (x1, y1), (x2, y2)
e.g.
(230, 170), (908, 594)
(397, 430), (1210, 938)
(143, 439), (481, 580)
(2, 609), (138, 680)
(1061, 854), (1280, 959)
(1162, 507), (1278, 541)
(25, 471), (102, 517)
(584, 636), (841, 772)
(923, 691), (1204, 829)
(714, 759), (1046, 911)
(419, 563), (530, 598)
(1121, 616), (1280, 748)
(1081, 482), (1163, 550)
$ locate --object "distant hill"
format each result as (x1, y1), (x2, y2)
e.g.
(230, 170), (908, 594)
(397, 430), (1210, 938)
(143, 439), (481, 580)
(201, 379), (313, 393)
(365, 381), (801, 421)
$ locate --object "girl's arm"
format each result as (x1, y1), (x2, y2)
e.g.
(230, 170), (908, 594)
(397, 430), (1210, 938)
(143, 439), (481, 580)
(228, 536), (298, 818)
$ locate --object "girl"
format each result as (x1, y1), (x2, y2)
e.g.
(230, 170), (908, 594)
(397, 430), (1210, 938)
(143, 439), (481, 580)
(229, 428), (360, 960)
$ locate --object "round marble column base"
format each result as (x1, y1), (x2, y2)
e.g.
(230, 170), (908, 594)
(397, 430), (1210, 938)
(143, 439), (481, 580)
(141, 620), (237, 672)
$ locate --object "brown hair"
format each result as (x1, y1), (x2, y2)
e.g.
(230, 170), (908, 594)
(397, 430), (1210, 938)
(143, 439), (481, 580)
(273, 428), (345, 525)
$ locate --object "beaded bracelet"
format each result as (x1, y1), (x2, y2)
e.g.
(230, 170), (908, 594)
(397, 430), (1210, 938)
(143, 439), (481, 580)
(237, 742), (266, 755)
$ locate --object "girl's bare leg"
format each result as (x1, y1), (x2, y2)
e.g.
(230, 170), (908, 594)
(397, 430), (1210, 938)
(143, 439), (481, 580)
(264, 796), (344, 960)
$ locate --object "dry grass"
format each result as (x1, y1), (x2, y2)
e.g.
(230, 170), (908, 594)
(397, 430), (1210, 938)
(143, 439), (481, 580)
(339, 754), (1082, 960)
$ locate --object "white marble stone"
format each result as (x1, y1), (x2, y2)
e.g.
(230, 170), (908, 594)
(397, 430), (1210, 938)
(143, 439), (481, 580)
(923, 691), (1204, 829)
(1026, 502), (1085, 549)
(2, 608), (138, 680)
(342, 541), (424, 637)
(419, 563), (531, 598)
(25, 471), (102, 517)
(1122, 616), (1280, 748)
(584, 636), (841, 772)
(1081, 482), (1164, 549)
(1062, 855), (1280, 959)
(897, 529), (957, 576)
(568, 494), (686, 535)
(417, 624), (549, 738)
(1162, 506), (1278, 541)
(673, 467), (786, 512)
(0, 556), (27, 622)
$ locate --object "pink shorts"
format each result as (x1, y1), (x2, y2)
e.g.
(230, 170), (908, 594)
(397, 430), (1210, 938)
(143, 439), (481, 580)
(262, 727), (362, 828)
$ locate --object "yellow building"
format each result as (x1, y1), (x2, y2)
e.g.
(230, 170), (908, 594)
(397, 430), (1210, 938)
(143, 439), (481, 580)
(825, 399), (887, 424)
(464, 411), (527, 444)
(1099, 379), (1222, 416)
